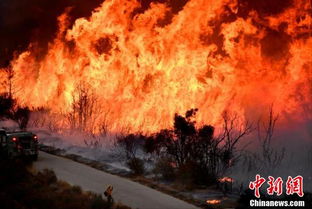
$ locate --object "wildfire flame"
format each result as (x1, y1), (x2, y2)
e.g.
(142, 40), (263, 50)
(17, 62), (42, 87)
(218, 177), (234, 183)
(206, 199), (221, 204)
(0, 0), (311, 133)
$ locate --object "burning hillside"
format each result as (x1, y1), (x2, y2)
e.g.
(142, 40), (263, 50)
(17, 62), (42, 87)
(0, 0), (311, 133)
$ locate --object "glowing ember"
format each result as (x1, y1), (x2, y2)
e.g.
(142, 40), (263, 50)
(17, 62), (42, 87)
(0, 0), (311, 133)
(206, 199), (221, 204)
(219, 177), (234, 183)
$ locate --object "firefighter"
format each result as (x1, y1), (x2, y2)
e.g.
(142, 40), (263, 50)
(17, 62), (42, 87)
(104, 185), (114, 207)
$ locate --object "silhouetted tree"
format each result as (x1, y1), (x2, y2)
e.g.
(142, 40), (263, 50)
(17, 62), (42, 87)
(0, 93), (15, 119)
(13, 107), (30, 130)
(257, 106), (285, 170)
(0, 93), (31, 130)
(144, 108), (253, 185)
(217, 111), (253, 172)
(117, 133), (146, 175)
(68, 82), (101, 133)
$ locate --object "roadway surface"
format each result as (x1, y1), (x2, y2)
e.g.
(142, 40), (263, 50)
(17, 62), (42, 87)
(33, 151), (199, 209)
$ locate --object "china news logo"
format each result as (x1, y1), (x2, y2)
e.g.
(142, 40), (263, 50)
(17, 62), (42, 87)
(249, 174), (304, 198)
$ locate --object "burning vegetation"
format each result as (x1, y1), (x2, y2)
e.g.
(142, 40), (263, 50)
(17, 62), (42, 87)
(0, 2), (311, 208)
(0, 0), (311, 198)
(0, 0), (311, 134)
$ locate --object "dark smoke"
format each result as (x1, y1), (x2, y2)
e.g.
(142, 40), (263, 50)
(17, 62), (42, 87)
(260, 29), (291, 60)
(236, 0), (295, 62)
(0, 0), (104, 68)
(237, 0), (294, 62)
(237, 0), (293, 17)
(0, 0), (301, 68)
(0, 0), (191, 68)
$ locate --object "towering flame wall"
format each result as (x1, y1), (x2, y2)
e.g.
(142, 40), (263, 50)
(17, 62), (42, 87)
(1, 0), (311, 133)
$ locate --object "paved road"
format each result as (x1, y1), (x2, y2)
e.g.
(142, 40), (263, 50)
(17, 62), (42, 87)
(33, 151), (199, 209)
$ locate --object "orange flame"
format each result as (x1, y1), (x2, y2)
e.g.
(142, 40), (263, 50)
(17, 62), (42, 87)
(206, 199), (221, 204)
(218, 177), (234, 183)
(1, 0), (311, 133)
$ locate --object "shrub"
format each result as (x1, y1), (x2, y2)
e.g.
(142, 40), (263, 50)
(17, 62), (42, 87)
(12, 106), (30, 130)
(0, 159), (30, 186)
(127, 157), (145, 175)
(0, 93), (15, 119)
(175, 161), (196, 187)
(144, 109), (252, 186)
(117, 134), (145, 159)
(37, 169), (57, 185)
(0, 93), (30, 130)
(117, 133), (146, 175)
(153, 158), (176, 181)
(0, 159), (131, 209)
(90, 194), (110, 209)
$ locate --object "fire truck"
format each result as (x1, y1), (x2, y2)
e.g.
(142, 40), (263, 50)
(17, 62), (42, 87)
(0, 129), (38, 160)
